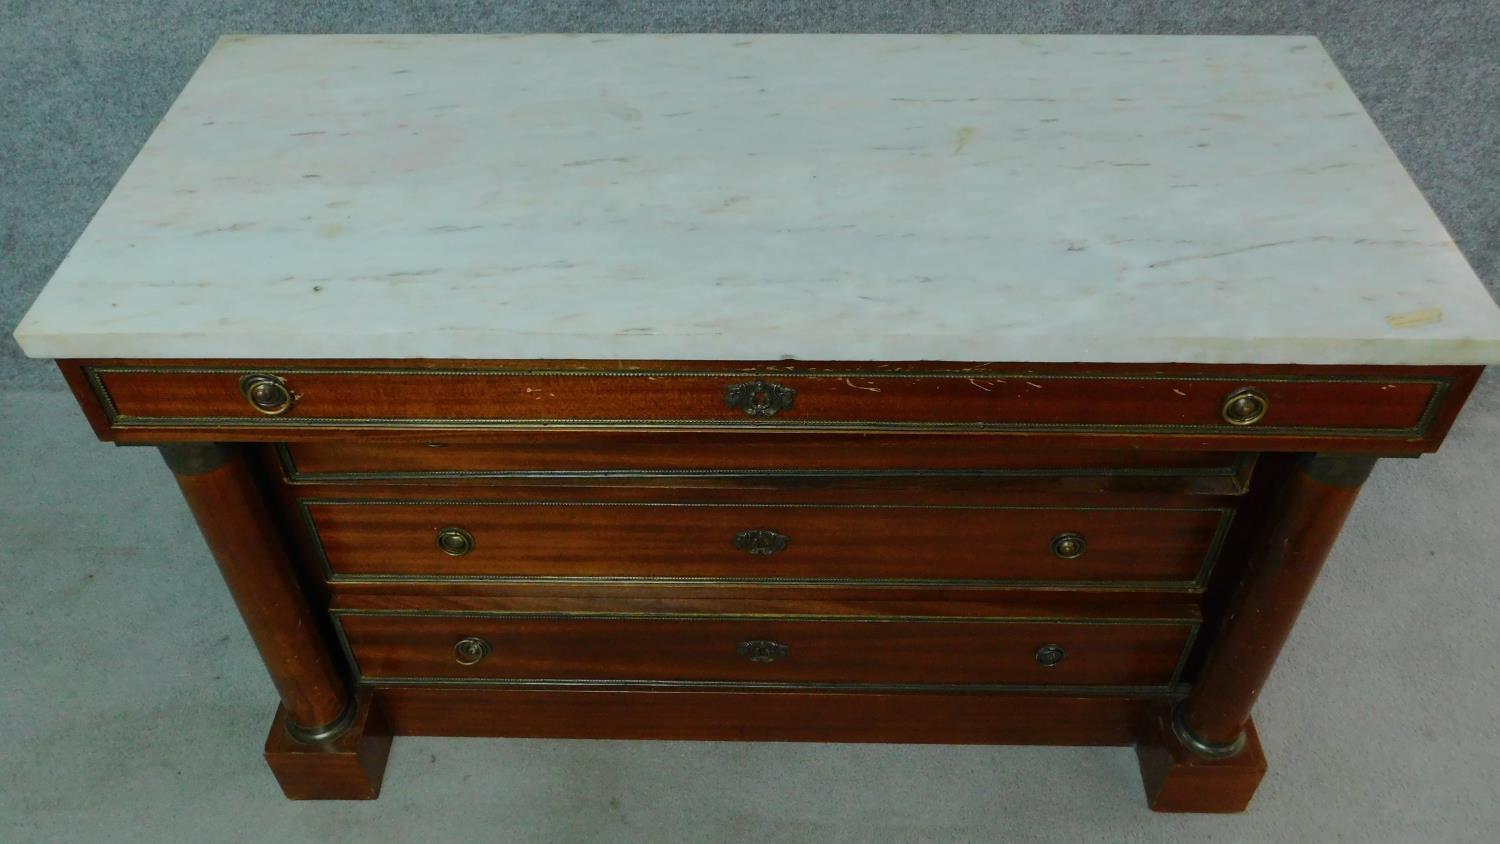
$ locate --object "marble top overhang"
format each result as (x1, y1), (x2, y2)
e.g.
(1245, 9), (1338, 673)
(15, 34), (1500, 364)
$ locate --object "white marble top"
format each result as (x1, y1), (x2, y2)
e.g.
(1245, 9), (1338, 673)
(16, 34), (1500, 364)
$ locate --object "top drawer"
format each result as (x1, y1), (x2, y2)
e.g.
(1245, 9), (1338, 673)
(75, 361), (1469, 449)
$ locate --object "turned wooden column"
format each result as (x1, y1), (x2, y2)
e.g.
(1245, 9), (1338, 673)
(1174, 452), (1378, 754)
(161, 443), (353, 740)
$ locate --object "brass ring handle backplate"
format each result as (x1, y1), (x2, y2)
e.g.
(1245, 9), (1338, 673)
(453, 636), (492, 666)
(1221, 387), (1269, 426)
(725, 379), (796, 417)
(239, 373), (294, 415)
(436, 526), (475, 557)
(733, 528), (789, 556)
(1034, 644), (1066, 667)
(1050, 532), (1087, 560)
(738, 639), (790, 663)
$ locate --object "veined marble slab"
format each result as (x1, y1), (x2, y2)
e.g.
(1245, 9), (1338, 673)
(15, 34), (1500, 364)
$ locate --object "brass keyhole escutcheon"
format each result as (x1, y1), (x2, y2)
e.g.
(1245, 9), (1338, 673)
(724, 379), (797, 417)
(453, 636), (492, 666)
(239, 373), (294, 415)
(1221, 387), (1269, 426)
(1034, 644), (1066, 667)
(733, 528), (790, 556)
(1050, 532), (1087, 560)
(737, 639), (790, 663)
(436, 526), (475, 557)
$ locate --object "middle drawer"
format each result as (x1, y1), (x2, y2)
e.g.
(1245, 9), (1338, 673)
(302, 499), (1232, 588)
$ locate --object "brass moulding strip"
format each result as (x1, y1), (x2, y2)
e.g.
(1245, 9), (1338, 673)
(330, 608), (1202, 622)
(329, 608), (1200, 693)
(273, 443), (1255, 488)
(1170, 622), (1202, 693)
(84, 366), (1452, 439)
(355, 678), (1189, 696)
(298, 499), (1236, 592)
(1190, 506), (1237, 590)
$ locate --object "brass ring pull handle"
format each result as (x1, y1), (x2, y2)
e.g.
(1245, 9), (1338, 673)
(737, 639), (790, 663)
(453, 637), (492, 666)
(1221, 387), (1269, 426)
(436, 526), (475, 557)
(1034, 644), (1066, 667)
(733, 528), (789, 556)
(239, 373), (294, 415)
(725, 379), (796, 417)
(1050, 532), (1087, 560)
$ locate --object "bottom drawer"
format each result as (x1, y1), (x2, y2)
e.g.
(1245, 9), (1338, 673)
(335, 610), (1197, 691)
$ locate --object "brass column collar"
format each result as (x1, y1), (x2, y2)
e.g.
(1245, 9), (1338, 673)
(1170, 702), (1247, 759)
(283, 697), (358, 745)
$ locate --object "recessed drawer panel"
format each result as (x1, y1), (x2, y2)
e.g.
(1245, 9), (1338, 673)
(335, 611), (1196, 690)
(278, 437), (1251, 493)
(83, 363), (1452, 440)
(303, 500), (1233, 588)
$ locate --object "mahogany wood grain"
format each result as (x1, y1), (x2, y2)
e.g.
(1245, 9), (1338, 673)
(1136, 710), (1267, 813)
(1178, 453), (1376, 745)
(326, 591), (1202, 622)
(335, 612), (1194, 687)
(376, 687), (1151, 745)
(277, 470), (1250, 508)
(59, 355), (1483, 810)
(1173, 453), (1300, 682)
(164, 444), (350, 732)
(264, 447), (1250, 599)
(281, 437), (1251, 496)
(81, 363), (1449, 428)
(305, 499), (1228, 585)
(264, 689), (391, 800)
(285, 437), (1243, 475)
(318, 579), (1213, 604)
(60, 359), (1482, 455)
(260, 448), (1215, 606)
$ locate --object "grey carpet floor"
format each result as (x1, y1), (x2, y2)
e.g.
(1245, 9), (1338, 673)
(3, 2), (1500, 841)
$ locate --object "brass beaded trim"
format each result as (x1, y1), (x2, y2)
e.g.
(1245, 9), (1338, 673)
(83, 365), (1451, 439)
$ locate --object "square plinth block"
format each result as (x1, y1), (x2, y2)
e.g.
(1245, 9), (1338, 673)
(1136, 712), (1268, 813)
(264, 690), (391, 800)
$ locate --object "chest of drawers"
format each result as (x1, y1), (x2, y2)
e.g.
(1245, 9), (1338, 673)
(50, 356), (1485, 810)
(16, 35), (1500, 812)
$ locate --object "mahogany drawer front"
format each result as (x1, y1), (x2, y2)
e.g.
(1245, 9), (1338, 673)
(83, 364), (1451, 438)
(302, 500), (1233, 588)
(278, 438), (1251, 491)
(334, 611), (1197, 690)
